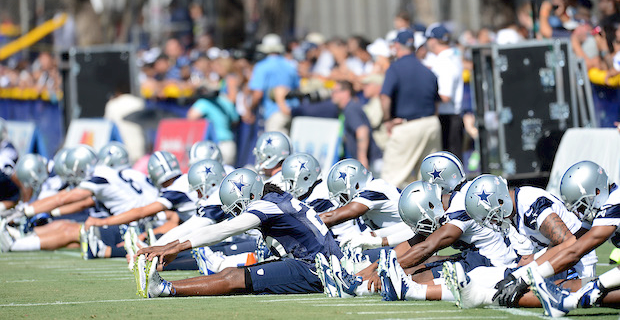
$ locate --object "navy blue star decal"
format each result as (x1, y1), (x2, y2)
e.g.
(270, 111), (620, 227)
(266, 137), (273, 145)
(476, 188), (494, 206)
(298, 161), (308, 171)
(337, 171), (347, 181)
(230, 175), (246, 194)
(203, 165), (213, 175)
(428, 164), (444, 182)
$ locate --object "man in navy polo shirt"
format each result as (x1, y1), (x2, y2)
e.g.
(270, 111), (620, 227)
(380, 29), (441, 188)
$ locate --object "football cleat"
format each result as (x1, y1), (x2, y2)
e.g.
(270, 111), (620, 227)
(528, 267), (570, 317)
(146, 256), (174, 298)
(330, 254), (362, 298)
(123, 227), (138, 271)
(442, 261), (461, 307)
(378, 249), (400, 301)
(193, 246), (223, 275)
(576, 279), (604, 309)
(79, 224), (88, 259)
(133, 254), (148, 297)
(0, 218), (14, 252)
(315, 252), (339, 297)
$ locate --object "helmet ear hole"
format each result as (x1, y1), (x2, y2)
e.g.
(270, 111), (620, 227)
(428, 202), (434, 209)
(595, 188), (600, 196)
(355, 183), (359, 190)
(498, 199), (504, 205)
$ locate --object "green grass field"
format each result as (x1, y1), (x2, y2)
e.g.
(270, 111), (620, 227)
(2, 244), (620, 319)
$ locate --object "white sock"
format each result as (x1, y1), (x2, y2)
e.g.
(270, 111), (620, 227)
(433, 278), (445, 285)
(440, 284), (454, 301)
(10, 235), (41, 251)
(96, 241), (108, 258)
(598, 267), (620, 289)
(219, 253), (255, 270)
(403, 279), (427, 300)
(354, 280), (375, 296)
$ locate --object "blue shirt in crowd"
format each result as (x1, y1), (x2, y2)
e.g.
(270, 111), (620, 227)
(249, 55), (300, 120)
(343, 100), (382, 162)
(190, 96), (239, 142)
(381, 54), (439, 121)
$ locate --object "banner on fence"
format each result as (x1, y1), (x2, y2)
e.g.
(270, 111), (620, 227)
(290, 117), (341, 179)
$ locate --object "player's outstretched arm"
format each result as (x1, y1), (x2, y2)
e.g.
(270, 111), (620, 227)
(26, 188), (93, 217)
(546, 225), (616, 275)
(149, 210), (180, 237)
(398, 224), (462, 269)
(54, 197), (95, 217)
(85, 202), (166, 229)
(538, 212), (575, 247)
(319, 202), (368, 227)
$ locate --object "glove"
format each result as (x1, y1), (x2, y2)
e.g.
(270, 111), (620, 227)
(342, 232), (383, 251)
(493, 274), (529, 307)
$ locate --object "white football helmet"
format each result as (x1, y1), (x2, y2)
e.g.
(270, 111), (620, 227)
(64, 145), (98, 184)
(326, 158), (372, 206)
(420, 151), (466, 195)
(219, 168), (264, 216)
(147, 151), (182, 188)
(16, 154), (49, 191)
(188, 159), (226, 200)
(189, 140), (223, 166)
(253, 131), (293, 172)
(560, 161), (609, 222)
(464, 174), (513, 234)
(398, 181), (444, 236)
(97, 141), (130, 169)
(281, 153), (321, 198)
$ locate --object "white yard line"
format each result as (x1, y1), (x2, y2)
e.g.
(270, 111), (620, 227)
(312, 303), (433, 307)
(487, 305), (565, 319)
(347, 310), (462, 315)
(379, 317), (508, 320)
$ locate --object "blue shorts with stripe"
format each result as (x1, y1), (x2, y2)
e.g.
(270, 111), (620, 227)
(245, 258), (323, 294)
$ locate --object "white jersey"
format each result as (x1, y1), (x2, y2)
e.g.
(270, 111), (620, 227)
(304, 179), (363, 241)
(79, 166), (158, 216)
(444, 181), (518, 267)
(351, 179), (402, 230)
(157, 174), (198, 222)
(592, 184), (620, 247)
(514, 186), (597, 274)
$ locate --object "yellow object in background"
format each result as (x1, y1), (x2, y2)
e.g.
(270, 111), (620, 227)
(0, 14), (67, 61)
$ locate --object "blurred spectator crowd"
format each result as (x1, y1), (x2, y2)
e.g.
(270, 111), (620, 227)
(1, 0), (620, 183)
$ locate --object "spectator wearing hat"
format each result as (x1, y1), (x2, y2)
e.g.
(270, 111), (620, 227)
(425, 23), (464, 159)
(380, 29), (441, 188)
(247, 33), (300, 135)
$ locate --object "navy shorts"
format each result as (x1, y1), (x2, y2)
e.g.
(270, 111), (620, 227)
(245, 258), (323, 294)
(97, 225), (123, 246)
(424, 250), (493, 279)
(211, 239), (258, 256)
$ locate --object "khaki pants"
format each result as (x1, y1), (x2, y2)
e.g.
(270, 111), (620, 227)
(265, 111), (291, 136)
(381, 115), (442, 188)
(218, 140), (237, 166)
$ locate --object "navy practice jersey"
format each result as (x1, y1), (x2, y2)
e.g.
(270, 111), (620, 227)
(593, 184), (620, 247)
(246, 192), (343, 263)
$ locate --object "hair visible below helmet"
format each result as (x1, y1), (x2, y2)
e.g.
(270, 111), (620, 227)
(16, 154), (49, 191)
(253, 131), (293, 172)
(560, 161), (609, 223)
(53, 148), (71, 182)
(398, 181), (445, 236)
(189, 140), (223, 166)
(147, 151), (182, 188)
(188, 159), (226, 200)
(464, 174), (513, 234)
(420, 151), (466, 195)
(219, 168), (264, 216)
(97, 141), (130, 169)
(64, 145), (98, 184)
(281, 153), (321, 198)
(327, 158), (372, 206)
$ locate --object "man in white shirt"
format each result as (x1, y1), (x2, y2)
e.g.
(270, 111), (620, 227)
(425, 23), (464, 159)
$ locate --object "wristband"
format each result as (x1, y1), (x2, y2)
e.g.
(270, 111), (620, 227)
(0, 202), (6, 212)
(24, 205), (36, 217)
(51, 208), (61, 217)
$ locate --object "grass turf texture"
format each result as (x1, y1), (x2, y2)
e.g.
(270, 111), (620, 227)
(1, 244), (619, 319)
